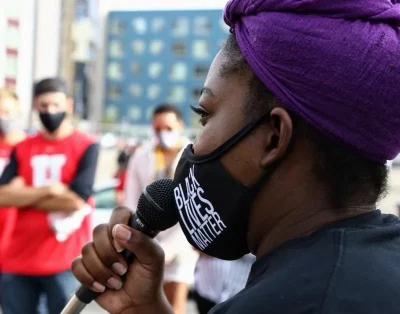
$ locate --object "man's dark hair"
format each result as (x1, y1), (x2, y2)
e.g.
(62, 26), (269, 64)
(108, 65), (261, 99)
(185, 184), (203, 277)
(117, 150), (130, 170)
(220, 34), (388, 209)
(153, 103), (182, 120)
(33, 78), (68, 98)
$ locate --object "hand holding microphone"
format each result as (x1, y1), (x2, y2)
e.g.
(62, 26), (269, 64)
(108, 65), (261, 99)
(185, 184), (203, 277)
(64, 179), (178, 314)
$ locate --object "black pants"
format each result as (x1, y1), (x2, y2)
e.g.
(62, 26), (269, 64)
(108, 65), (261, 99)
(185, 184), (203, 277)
(194, 291), (217, 314)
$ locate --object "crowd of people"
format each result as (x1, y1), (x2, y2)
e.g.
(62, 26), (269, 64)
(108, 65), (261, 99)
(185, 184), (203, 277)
(0, 78), (255, 314)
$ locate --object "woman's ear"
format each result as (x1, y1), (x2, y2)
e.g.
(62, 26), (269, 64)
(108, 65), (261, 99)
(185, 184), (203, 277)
(260, 108), (293, 167)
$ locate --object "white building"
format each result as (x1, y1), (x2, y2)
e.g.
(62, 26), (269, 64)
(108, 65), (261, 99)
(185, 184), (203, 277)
(33, 0), (63, 82)
(0, 0), (36, 126)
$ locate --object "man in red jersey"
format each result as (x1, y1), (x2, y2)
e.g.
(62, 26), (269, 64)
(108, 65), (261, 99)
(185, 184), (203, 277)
(0, 78), (99, 314)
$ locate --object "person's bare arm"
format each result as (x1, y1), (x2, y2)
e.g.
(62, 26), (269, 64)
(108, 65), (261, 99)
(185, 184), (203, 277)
(33, 186), (86, 212)
(0, 177), (51, 208)
(0, 150), (52, 208)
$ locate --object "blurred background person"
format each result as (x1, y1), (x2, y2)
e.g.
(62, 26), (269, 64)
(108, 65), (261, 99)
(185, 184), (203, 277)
(193, 254), (255, 314)
(0, 88), (27, 304)
(0, 78), (99, 314)
(124, 103), (199, 314)
(114, 148), (130, 205)
(0, 88), (26, 172)
(114, 139), (140, 205)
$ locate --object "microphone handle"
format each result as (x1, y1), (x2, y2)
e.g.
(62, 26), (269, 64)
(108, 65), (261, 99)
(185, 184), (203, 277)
(61, 213), (159, 314)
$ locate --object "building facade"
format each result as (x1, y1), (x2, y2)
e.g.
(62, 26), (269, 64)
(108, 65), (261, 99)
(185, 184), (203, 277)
(103, 10), (230, 127)
(0, 0), (35, 126)
(72, 0), (99, 119)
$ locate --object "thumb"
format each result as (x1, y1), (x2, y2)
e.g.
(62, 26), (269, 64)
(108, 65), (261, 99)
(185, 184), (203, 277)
(112, 224), (165, 269)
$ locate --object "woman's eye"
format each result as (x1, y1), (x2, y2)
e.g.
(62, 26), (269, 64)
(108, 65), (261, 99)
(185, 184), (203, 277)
(190, 105), (209, 126)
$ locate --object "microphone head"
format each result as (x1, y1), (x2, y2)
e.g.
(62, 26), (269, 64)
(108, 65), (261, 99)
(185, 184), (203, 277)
(137, 178), (178, 231)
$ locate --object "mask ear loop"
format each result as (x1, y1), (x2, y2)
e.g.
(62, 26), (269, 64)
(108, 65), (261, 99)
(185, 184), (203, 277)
(188, 110), (272, 164)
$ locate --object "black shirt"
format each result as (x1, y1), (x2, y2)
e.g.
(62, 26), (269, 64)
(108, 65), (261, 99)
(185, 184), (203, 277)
(209, 211), (400, 314)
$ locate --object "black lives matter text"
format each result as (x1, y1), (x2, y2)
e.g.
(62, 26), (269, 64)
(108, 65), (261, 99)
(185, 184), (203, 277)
(174, 166), (227, 250)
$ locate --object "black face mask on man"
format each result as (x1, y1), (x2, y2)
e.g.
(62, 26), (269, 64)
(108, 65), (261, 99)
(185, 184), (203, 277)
(39, 112), (66, 133)
(173, 112), (278, 260)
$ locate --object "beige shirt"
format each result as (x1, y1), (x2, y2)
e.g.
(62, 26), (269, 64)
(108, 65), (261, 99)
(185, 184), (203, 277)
(123, 139), (198, 284)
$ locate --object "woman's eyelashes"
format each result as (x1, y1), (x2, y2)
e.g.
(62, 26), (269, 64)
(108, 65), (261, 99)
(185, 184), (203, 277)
(190, 105), (210, 126)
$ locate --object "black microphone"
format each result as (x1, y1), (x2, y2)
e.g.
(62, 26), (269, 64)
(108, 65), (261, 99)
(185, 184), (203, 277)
(61, 178), (178, 314)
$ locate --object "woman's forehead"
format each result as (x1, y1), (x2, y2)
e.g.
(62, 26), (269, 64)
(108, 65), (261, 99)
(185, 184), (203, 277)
(204, 53), (249, 101)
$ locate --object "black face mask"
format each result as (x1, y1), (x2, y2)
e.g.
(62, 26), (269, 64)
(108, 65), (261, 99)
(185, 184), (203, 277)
(39, 112), (66, 133)
(173, 112), (274, 260)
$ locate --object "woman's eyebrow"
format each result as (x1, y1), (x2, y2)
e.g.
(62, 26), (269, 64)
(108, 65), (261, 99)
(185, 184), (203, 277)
(201, 87), (215, 98)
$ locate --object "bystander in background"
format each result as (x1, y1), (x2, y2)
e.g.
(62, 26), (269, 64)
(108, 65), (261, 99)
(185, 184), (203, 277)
(0, 78), (99, 314)
(0, 88), (27, 305)
(124, 104), (199, 314)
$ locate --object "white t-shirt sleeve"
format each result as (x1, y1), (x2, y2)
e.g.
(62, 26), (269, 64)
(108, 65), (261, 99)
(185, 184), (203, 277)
(123, 150), (143, 210)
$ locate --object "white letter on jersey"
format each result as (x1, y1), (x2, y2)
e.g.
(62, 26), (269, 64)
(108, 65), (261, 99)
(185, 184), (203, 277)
(31, 154), (67, 187)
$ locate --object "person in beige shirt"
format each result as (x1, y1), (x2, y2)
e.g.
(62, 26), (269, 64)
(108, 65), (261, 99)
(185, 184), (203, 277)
(123, 104), (198, 314)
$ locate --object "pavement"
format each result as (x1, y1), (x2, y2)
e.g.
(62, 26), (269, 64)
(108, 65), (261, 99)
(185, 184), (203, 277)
(82, 300), (199, 314)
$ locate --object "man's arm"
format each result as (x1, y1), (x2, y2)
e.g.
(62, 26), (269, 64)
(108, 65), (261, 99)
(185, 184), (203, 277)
(33, 143), (99, 213)
(0, 150), (51, 207)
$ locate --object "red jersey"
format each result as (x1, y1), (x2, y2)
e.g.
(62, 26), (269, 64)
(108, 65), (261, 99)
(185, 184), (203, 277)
(2, 131), (97, 275)
(0, 140), (17, 268)
(116, 169), (127, 191)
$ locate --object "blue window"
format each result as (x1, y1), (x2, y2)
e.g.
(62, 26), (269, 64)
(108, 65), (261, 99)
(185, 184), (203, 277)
(132, 40), (146, 55)
(192, 40), (210, 59)
(151, 18), (165, 33)
(172, 42), (187, 57)
(129, 84), (142, 98)
(109, 20), (125, 35)
(131, 62), (141, 75)
(107, 85), (122, 99)
(194, 17), (212, 36)
(149, 40), (164, 55)
(170, 62), (187, 81)
(109, 40), (124, 57)
(132, 17), (147, 34)
(148, 62), (164, 79)
(172, 17), (189, 36)
(128, 105), (142, 122)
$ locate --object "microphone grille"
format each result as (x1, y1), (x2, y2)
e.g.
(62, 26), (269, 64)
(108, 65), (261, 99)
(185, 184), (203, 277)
(137, 178), (178, 231)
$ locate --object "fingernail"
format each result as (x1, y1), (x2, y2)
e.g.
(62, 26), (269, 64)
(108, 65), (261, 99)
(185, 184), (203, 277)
(113, 240), (124, 253)
(113, 224), (131, 241)
(92, 281), (106, 293)
(107, 277), (122, 290)
(112, 262), (127, 276)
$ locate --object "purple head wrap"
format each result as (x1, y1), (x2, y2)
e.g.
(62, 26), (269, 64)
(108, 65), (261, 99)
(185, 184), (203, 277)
(224, 0), (400, 163)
